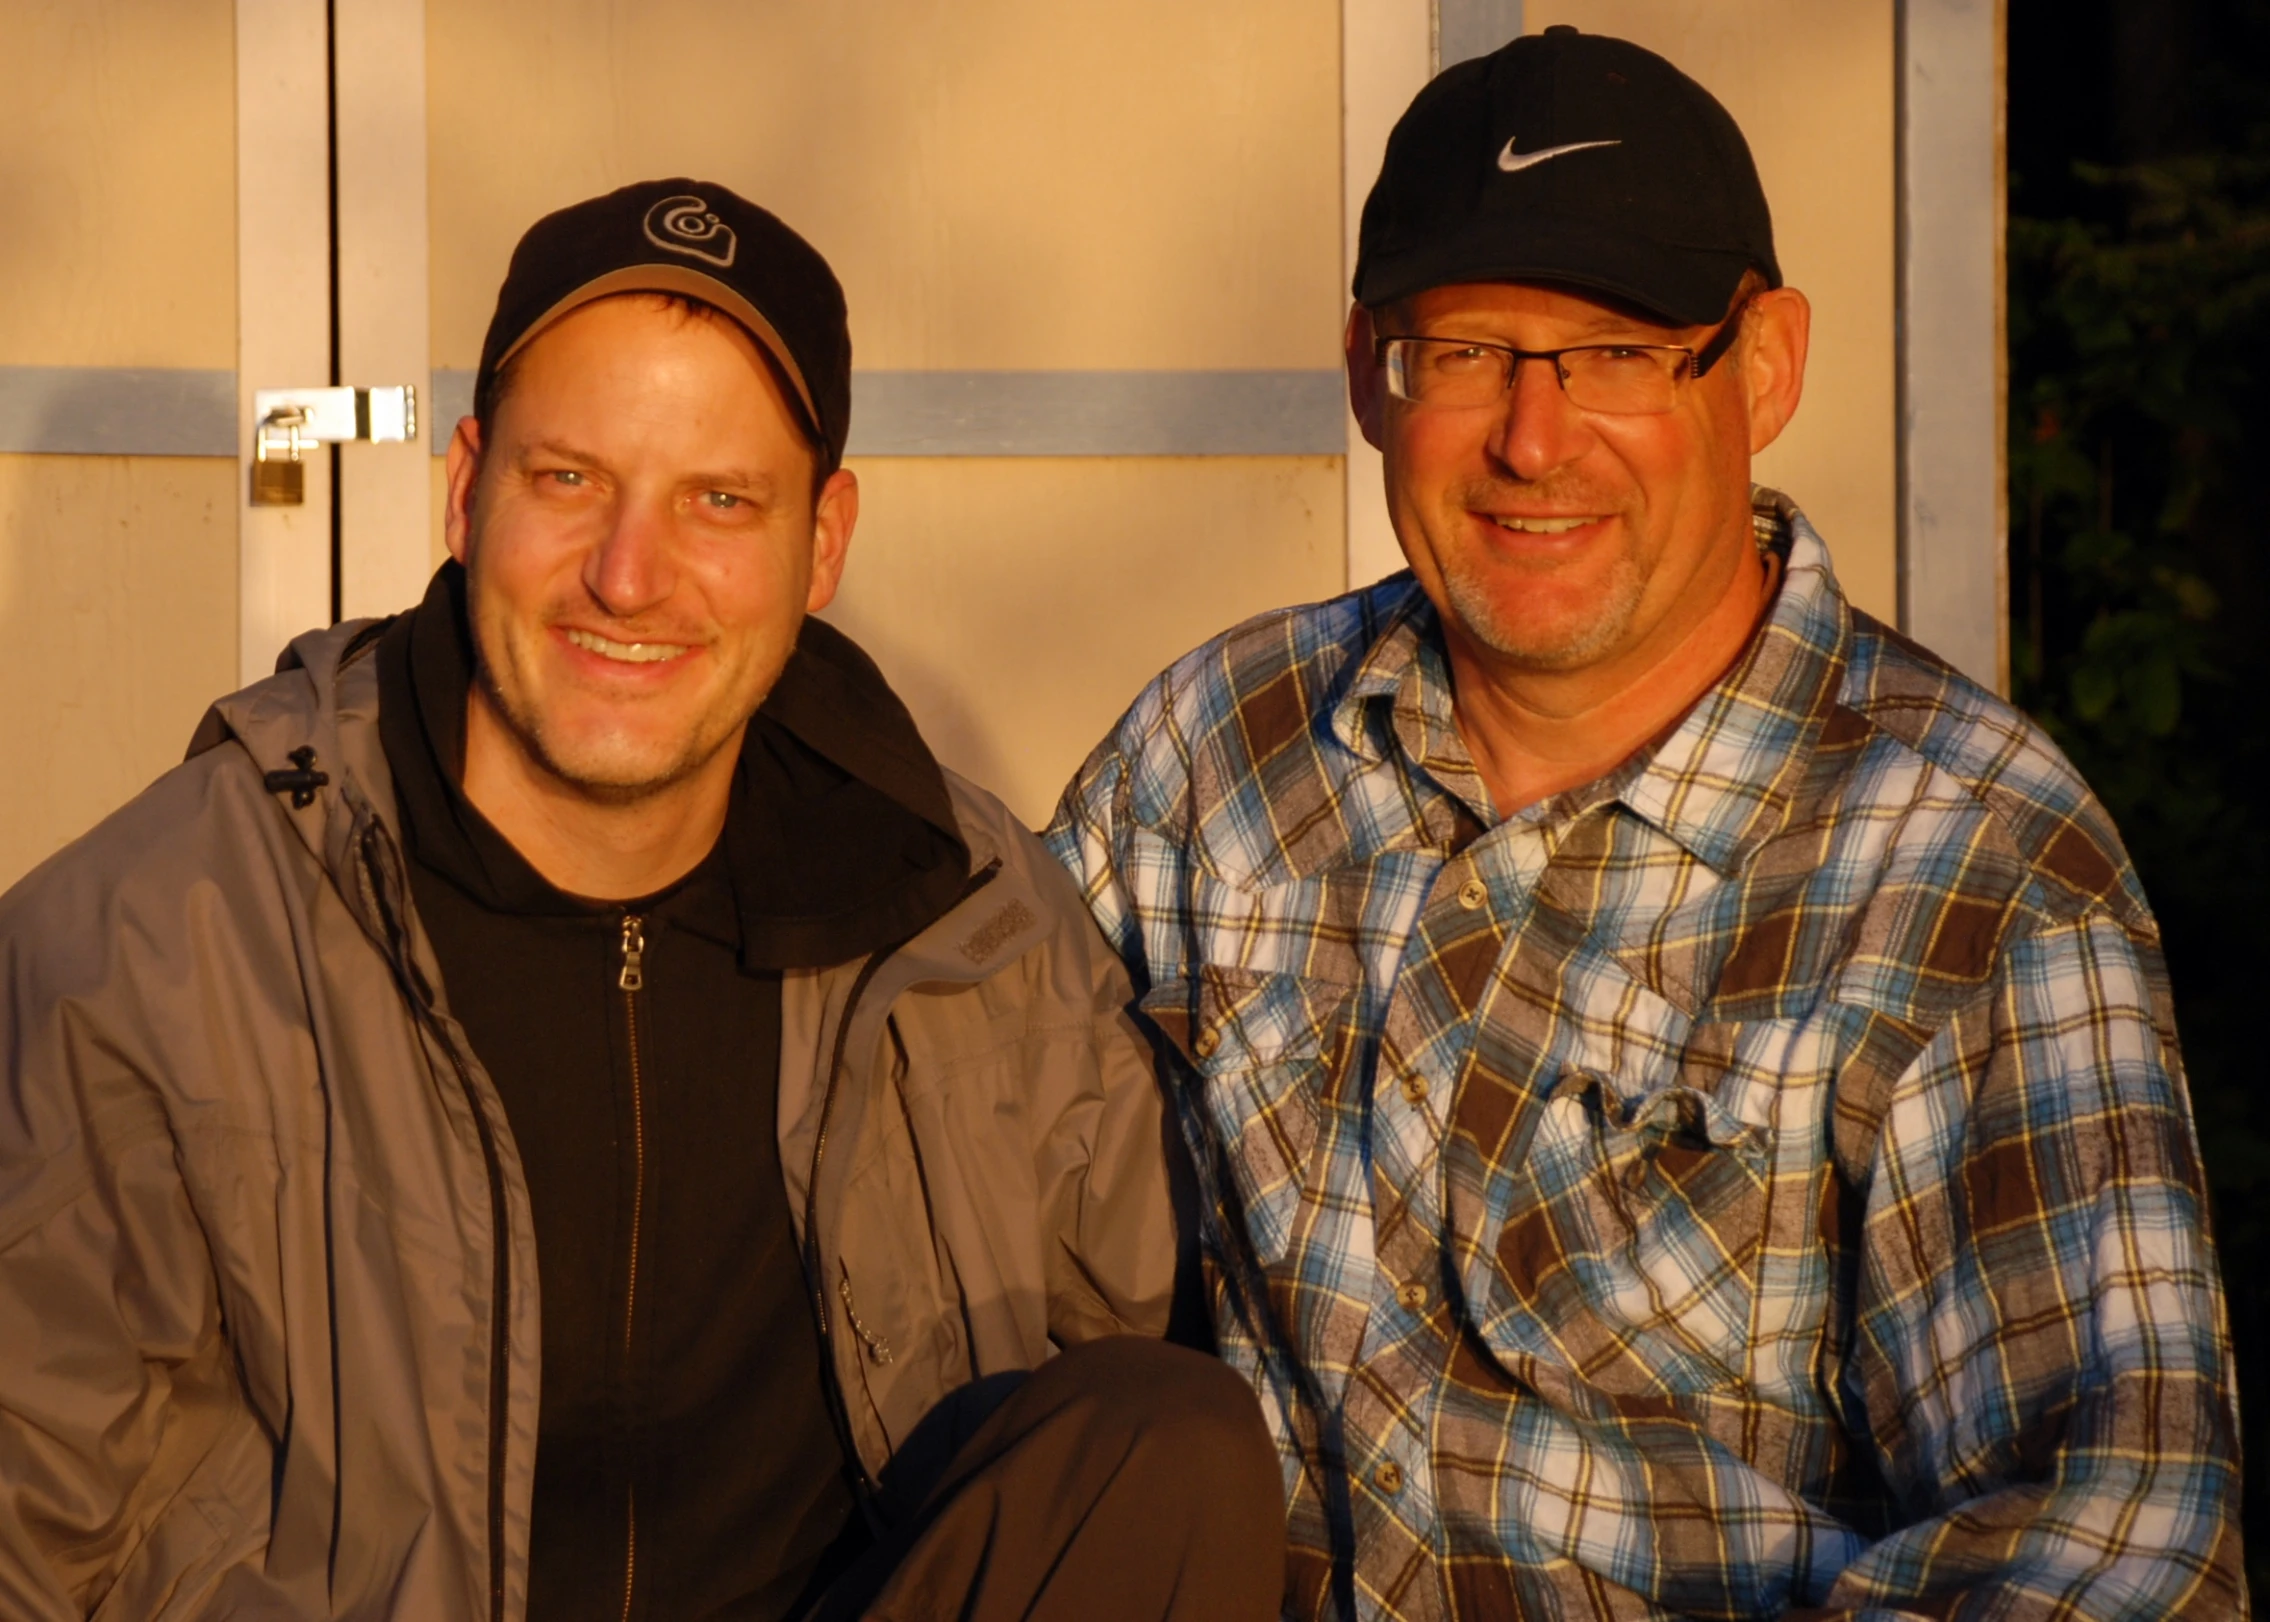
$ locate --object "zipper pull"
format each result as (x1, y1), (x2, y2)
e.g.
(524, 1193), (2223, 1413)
(838, 1273), (893, 1365)
(618, 914), (646, 993)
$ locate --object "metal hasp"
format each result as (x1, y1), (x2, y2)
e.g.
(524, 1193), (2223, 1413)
(247, 384), (420, 508)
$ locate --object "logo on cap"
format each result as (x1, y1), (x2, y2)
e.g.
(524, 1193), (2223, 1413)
(642, 195), (737, 268)
(1496, 137), (1621, 174)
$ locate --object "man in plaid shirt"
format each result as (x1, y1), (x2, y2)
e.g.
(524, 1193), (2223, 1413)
(1047, 26), (2243, 1621)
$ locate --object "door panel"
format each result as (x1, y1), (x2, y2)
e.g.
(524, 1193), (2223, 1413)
(0, 0), (237, 370)
(832, 457), (1343, 820)
(0, 0), (238, 887)
(0, 458), (239, 884)
(423, 0), (1343, 372)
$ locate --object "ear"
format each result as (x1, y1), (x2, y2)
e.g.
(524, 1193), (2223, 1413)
(804, 465), (859, 614)
(1344, 303), (1388, 452)
(443, 416), (484, 564)
(1741, 287), (1810, 455)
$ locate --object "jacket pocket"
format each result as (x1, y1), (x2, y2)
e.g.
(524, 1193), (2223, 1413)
(1491, 1026), (1773, 1392)
(90, 1413), (273, 1622)
(831, 1044), (967, 1462)
(1139, 967), (1354, 1270)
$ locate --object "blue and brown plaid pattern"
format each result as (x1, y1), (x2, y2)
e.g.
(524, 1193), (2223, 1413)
(1047, 493), (2244, 1620)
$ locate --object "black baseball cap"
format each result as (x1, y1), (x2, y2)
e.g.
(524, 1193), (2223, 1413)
(1354, 27), (1780, 326)
(474, 178), (852, 470)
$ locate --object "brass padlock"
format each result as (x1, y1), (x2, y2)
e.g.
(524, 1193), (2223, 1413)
(251, 406), (308, 508)
(250, 456), (304, 506)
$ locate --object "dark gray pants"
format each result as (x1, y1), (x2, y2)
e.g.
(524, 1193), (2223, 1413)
(813, 1337), (1285, 1622)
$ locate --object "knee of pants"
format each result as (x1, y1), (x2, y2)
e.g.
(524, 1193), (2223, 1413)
(1039, 1337), (1280, 1503)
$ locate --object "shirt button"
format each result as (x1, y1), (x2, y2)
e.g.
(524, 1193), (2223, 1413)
(1192, 1028), (1219, 1059)
(1396, 1280), (1428, 1312)
(1373, 1459), (1404, 1495)
(1457, 878), (1488, 911)
(1400, 1074), (1429, 1104)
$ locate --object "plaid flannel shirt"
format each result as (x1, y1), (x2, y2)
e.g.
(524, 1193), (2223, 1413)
(1046, 493), (2243, 1621)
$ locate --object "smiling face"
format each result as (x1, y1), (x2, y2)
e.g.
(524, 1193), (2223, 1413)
(445, 293), (854, 804)
(1353, 278), (1801, 684)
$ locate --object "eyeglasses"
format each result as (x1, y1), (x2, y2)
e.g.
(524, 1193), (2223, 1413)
(1376, 299), (1751, 416)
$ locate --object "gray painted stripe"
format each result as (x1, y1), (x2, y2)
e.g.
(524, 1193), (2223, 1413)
(3, 365), (1348, 459)
(847, 370), (1346, 456)
(1435, 0), (1522, 69)
(430, 368), (474, 443)
(0, 366), (236, 456)
(435, 367), (1347, 457)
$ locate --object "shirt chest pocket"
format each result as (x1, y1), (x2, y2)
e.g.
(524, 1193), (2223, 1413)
(1488, 1024), (1775, 1392)
(1139, 967), (1356, 1271)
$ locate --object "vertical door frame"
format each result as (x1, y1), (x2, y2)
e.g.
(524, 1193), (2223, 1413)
(333, 0), (434, 625)
(1342, 0), (1526, 589)
(235, 0), (334, 684)
(235, 0), (432, 684)
(1341, 0), (1435, 590)
(1898, 0), (2008, 692)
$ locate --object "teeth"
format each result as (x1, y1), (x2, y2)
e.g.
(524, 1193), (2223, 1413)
(1492, 515), (1595, 535)
(565, 628), (689, 664)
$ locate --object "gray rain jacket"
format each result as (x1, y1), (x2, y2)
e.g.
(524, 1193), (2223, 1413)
(0, 619), (1174, 1621)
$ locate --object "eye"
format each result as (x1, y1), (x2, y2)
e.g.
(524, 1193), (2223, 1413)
(699, 490), (743, 511)
(1432, 344), (1497, 374)
(541, 468), (587, 488)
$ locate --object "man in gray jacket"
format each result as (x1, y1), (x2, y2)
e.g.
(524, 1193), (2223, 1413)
(0, 180), (1282, 1622)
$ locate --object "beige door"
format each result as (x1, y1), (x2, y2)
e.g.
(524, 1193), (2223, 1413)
(0, 1), (1985, 889)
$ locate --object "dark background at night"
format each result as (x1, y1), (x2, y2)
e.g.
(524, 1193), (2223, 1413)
(2007, 0), (2270, 1580)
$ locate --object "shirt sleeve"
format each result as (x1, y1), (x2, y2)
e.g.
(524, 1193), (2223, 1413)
(1043, 689), (1162, 980)
(1818, 909), (2245, 1619)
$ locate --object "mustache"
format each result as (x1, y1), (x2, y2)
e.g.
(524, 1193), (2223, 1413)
(461, 563), (717, 647)
(1451, 474), (1622, 510)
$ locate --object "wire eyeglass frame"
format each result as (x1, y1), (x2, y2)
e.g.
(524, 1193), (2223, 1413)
(1376, 297), (1753, 416)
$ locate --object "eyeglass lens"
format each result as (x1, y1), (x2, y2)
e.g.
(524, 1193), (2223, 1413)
(1384, 339), (1689, 416)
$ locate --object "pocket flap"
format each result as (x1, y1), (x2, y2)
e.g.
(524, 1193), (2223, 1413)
(1548, 1070), (1769, 1166)
(1139, 966), (1356, 1073)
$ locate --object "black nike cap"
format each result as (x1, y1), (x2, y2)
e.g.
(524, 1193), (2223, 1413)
(474, 178), (852, 470)
(1354, 26), (1780, 325)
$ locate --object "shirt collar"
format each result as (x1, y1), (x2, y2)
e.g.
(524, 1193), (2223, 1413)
(1332, 579), (1498, 820)
(1617, 492), (1850, 875)
(1329, 489), (1849, 875)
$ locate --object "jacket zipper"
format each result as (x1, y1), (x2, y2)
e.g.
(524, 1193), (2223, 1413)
(466, 1051), (514, 1622)
(618, 914), (648, 1622)
(457, 1044), (512, 1622)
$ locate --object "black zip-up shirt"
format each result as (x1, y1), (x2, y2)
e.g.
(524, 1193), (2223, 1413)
(376, 566), (967, 1621)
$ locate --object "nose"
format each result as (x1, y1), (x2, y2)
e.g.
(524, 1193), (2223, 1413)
(1487, 354), (1595, 482)
(582, 487), (677, 621)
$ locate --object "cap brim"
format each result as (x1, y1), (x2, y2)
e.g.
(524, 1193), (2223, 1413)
(496, 262), (825, 438)
(1358, 220), (1763, 328)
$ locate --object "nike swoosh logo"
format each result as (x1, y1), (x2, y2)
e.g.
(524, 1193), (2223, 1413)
(1497, 137), (1622, 173)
